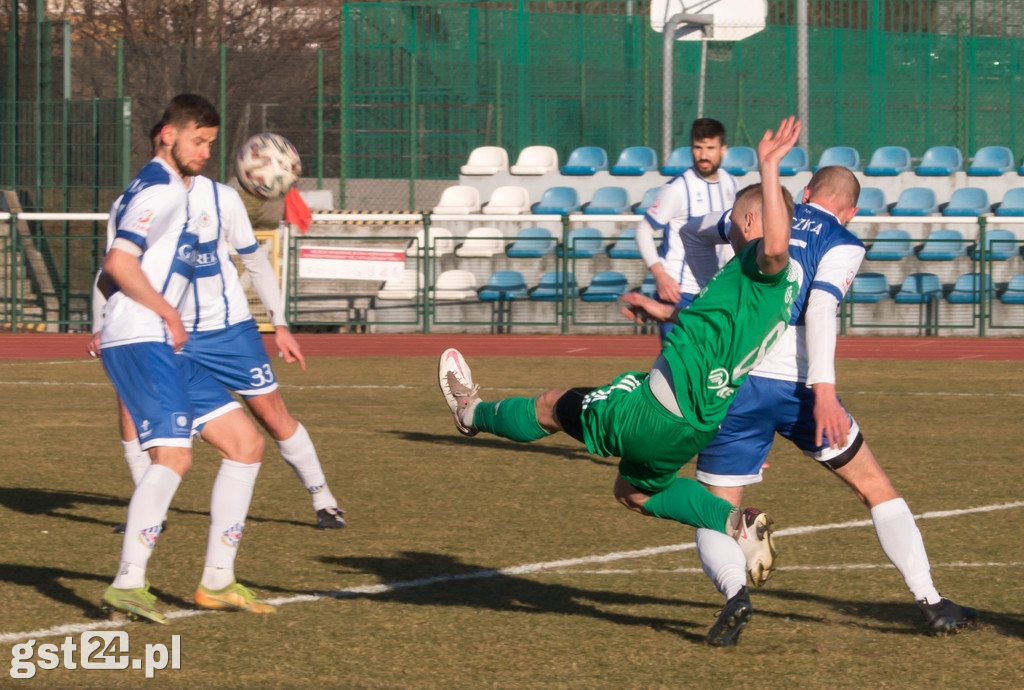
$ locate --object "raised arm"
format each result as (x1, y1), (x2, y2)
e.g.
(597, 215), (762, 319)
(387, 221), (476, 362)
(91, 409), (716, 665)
(754, 116), (801, 275)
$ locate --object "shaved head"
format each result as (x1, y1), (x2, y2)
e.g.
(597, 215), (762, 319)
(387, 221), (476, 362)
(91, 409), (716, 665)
(806, 165), (860, 215)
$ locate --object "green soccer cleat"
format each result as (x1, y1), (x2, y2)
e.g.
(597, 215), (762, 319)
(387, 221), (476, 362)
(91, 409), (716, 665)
(101, 583), (168, 625)
(194, 582), (276, 614)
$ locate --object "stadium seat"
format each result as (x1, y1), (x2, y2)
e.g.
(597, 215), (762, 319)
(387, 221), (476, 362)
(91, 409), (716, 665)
(376, 269), (422, 301)
(532, 186), (581, 215)
(946, 272), (993, 304)
(483, 185), (531, 214)
(455, 227), (507, 258)
(584, 186), (631, 214)
(506, 226), (556, 258)
(779, 146), (810, 176)
(460, 146), (509, 175)
(999, 273), (1024, 304)
(967, 145), (1014, 176)
(561, 146), (609, 175)
(890, 187), (938, 216)
(607, 227), (642, 259)
(916, 146), (963, 176)
(893, 272), (943, 303)
(610, 146), (659, 175)
(942, 187), (990, 216)
(864, 146), (912, 176)
(581, 271), (630, 302)
(406, 226), (454, 258)
(529, 271), (577, 301)
(972, 229), (1018, 261)
(722, 146), (757, 176)
(815, 146), (861, 171)
(995, 187), (1024, 216)
(865, 229), (914, 261)
(478, 270), (529, 301)
(916, 228), (967, 261)
(640, 273), (658, 298)
(660, 147), (694, 176)
(432, 185), (481, 214)
(510, 145), (559, 175)
(563, 227), (604, 258)
(433, 270), (478, 300)
(856, 187), (888, 216)
(847, 272), (891, 303)
(634, 187), (660, 215)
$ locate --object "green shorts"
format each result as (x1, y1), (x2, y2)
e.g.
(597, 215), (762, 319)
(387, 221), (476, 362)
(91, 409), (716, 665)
(579, 371), (719, 493)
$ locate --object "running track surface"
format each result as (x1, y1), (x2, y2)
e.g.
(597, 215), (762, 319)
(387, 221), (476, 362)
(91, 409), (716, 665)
(0, 333), (1021, 361)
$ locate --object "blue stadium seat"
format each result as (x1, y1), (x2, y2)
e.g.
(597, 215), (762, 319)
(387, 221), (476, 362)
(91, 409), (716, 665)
(529, 271), (577, 301)
(562, 227), (605, 258)
(916, 229), (967, 261)
(942, 187), (990, 216)
(722, 146), (757, 176)
(1000, 273), (1024, 304)
(864, 146), (912, 176)
(640, 273), (657, 298)
(995, 187), (1024, 216)
(846, 272), (891, 303)
(946, 272), (993, 304)
(607, 228), (642, 259)
(581, 271), (630, 302)
(891, 187), (938, 216)
(584, 186), (631, 214)
(894, 272), (943, 304)
(506, 227), (556, 258)
(561, 146), (609, 175)
(634, 187), (660, 215)
(478, 270), (529, 301)
(972, 229), (1018, 261)
(856, 187), (888, 216)
(815, 146), (861, 171)
(967, 145), (1014, 176)
(779, 146), (810, 176)
(865, 229), (914, 261)
(532, 186), (581, 215)
(916, 146), (963, 176)
(610, 146), (658, 175)
(660, 147), (694, 176)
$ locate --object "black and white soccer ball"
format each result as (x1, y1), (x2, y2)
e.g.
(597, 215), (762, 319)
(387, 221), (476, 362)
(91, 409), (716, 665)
(235, 133), (301, 200)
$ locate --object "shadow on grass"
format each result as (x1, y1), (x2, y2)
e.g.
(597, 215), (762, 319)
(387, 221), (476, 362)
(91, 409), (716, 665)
(390, 431), (615, 467)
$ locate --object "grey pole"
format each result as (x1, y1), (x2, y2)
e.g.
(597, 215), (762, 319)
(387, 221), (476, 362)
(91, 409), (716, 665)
(796, 0), (809, 151)
(661, 13), (713, 161)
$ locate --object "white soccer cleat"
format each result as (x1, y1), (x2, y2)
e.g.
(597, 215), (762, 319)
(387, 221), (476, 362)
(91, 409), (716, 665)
(729, 507), (777, 587)
(438, 348), (481, 437)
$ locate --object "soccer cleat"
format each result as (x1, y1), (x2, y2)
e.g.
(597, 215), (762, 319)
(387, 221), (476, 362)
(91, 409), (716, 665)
(315, 506), (347, 530)
(101, 583), (168, 625)
(729, 507), (777, 587)
(705, 587), (753, 647)
(438, 348), (481, 437)
(194, 582), (276, 614)
(917, 597), (979, 635)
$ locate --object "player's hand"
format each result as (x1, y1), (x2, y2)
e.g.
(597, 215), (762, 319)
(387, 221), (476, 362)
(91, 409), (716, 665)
(757, 116), (801, 167)
(87, 332), (102, 359)
(274, 326), (306, 371)
(655, 273), (682, 304)
(812, 383), (850, 450)
(620, 292), (676, 324)
(165, 313), (188, 352)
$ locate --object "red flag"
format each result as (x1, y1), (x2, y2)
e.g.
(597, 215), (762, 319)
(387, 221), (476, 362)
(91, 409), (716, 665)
(284, 187), (313, 234)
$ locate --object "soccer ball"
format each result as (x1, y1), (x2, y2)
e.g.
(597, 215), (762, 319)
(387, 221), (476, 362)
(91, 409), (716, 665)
(235, 133), (301, 200)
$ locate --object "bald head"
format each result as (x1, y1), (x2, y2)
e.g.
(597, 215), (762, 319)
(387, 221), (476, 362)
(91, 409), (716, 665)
(805, 165), (860, 220)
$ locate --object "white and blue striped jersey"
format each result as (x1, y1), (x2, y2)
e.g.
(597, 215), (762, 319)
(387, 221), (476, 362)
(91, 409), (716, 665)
(100, 157), (196, 348)
(640, 167), (738, 295)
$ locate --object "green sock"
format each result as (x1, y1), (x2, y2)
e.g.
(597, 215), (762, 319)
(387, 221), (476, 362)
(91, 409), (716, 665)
(642, 477), (735, 532)
(472, 397), (550, 442)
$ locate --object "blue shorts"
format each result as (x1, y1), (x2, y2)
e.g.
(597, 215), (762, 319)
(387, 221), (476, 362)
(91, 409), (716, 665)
(181, 320), (278, 397)
(695, 375), (859, 487)
(102, 342), (238, 450)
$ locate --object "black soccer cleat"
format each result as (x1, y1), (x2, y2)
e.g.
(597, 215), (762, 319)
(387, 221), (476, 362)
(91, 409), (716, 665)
(917, 597), (978, 635)
(316, 507), (347, 530)
(705, 587), (754, 647)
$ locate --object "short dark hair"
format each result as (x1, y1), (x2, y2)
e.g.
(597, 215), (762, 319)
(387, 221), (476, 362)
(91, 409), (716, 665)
(690, 118), (726, 145)
(160, 93), (220, 131)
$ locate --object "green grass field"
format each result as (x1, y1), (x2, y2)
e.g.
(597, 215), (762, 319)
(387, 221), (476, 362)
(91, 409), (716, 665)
(1, 354), (1023, 688)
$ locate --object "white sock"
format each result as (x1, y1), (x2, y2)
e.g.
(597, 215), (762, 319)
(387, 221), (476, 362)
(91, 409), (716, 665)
(870, 497), (942, 605)
(276, 424), (337, 511)
(112, 464), (181, 589)
(122, 438), (152, 488)
(201, 460), (260, 589)
(696, 528), (748, 599)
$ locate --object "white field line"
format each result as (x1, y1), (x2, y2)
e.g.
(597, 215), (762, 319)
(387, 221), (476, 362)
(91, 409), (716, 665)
(2, 500), (1021, 646)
